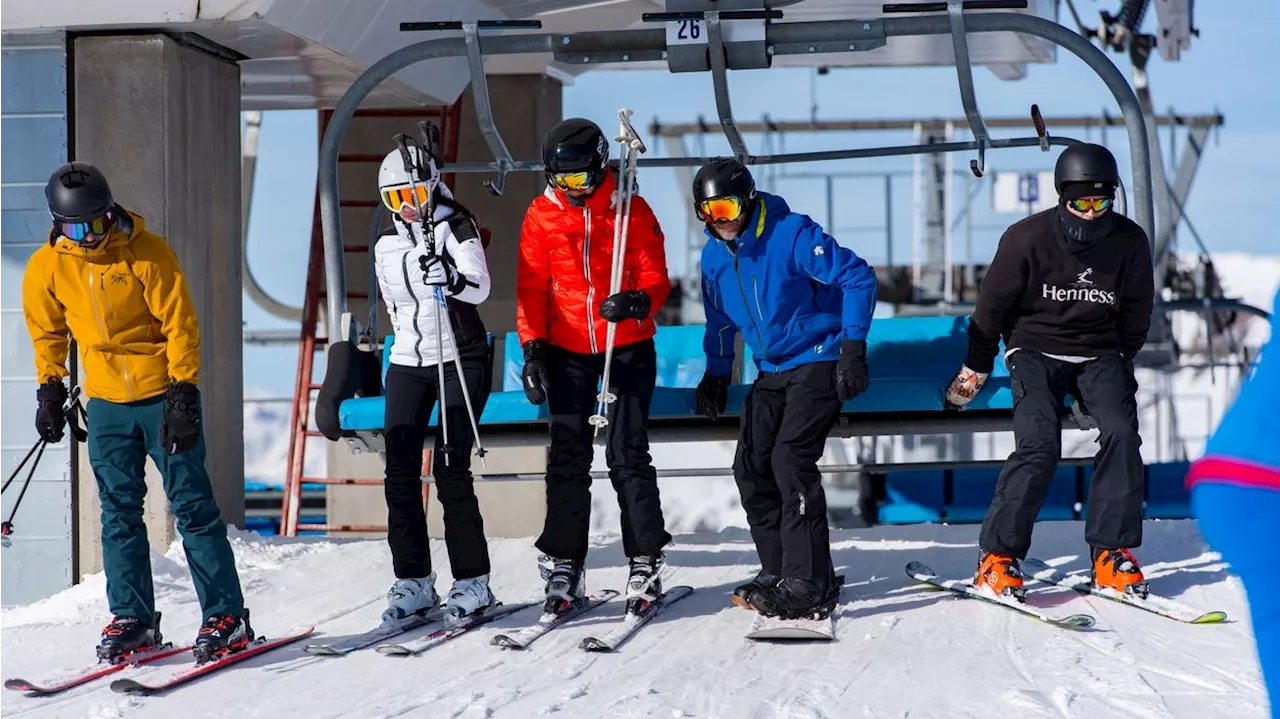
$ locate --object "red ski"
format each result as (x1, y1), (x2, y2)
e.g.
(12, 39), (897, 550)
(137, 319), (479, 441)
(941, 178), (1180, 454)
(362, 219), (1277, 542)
(4, 643), (192, 696)
(109, 627), (314, 696)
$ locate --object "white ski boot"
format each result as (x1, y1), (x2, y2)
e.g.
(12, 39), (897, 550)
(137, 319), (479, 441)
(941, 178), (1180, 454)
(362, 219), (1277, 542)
(625, 554), (664, 615)
(538, 554), (585, 615)
(446, 575), (497, 619)
(381, 574), (441, 627)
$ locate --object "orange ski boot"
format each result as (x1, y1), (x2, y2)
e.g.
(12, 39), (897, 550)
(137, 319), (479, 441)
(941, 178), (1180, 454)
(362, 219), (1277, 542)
(1092, 548), (1149, 598)
(974, 552), (1026, 601)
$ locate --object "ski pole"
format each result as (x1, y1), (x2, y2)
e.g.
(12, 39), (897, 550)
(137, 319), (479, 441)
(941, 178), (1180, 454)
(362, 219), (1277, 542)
(2, 439), (49, 543)
(589, 108), (646, 435)
(396, 132), (452, 465)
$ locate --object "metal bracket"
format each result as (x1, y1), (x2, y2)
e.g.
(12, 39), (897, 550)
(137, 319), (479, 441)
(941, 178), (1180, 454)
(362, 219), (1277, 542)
(706, 12), (748, 160)
(462, 22), (514, 196)
(646, 4), (777, 73)
(946, 0), (990, 177)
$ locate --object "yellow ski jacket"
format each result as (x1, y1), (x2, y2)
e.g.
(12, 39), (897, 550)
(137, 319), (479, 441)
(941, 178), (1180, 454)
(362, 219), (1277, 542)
(22, 210), (201, 403)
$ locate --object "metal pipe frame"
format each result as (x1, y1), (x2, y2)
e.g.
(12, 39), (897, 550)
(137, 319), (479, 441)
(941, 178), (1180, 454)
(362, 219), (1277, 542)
(705, 12), (749, 160)
(946, 0), (990, 177)
(646, 112), (1225, 136)
(318, 12), (1153, 342)
(462, 22), (516, 196)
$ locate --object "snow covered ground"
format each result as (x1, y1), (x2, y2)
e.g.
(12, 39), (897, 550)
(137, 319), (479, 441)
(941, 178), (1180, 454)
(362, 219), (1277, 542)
(2, 520), (1269, 719)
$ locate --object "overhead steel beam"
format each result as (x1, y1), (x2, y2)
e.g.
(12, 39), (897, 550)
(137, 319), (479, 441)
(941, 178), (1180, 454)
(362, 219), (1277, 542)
(646, 113), (1225, 136)
(318, 12), (1152, 342)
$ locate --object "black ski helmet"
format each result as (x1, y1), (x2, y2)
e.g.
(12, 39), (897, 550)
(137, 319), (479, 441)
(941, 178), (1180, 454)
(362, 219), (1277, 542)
(46, 161), (114, 224)
(693, 158), (756, 207)
(1054, 143), (1119, 193)
(542, 118), (609, 188)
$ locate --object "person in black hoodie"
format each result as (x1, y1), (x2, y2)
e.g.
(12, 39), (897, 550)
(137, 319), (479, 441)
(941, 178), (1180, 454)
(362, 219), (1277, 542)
(944, 143), (1154, 601)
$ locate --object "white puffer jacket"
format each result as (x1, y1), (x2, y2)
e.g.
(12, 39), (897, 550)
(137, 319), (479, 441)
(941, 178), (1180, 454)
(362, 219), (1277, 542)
(374, 203), (491, 368)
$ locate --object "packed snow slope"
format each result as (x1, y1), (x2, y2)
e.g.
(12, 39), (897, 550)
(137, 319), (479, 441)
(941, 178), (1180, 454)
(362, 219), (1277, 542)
(2, 520), (1269, 719)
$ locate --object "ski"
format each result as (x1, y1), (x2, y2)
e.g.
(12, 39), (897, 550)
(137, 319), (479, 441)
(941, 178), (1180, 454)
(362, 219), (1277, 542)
(376, 602), (539, 656)
(579, 585), (695, 652)
(1022, 557), (1229, 624)
(4, 643), (191, 696)
(491, 590), (620, 650)
(905, 561), (1096, 630)
(109, 627), (314, 695)
(303, 607), (447, 656)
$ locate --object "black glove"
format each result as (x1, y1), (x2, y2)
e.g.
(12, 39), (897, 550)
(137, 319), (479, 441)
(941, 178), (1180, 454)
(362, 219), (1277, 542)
(695, 372), (730, 420)
(598, 290), (651, 323)
(521, 340), (550, 406)
(836, 339), (870, 402)
(35, 380), (68, 443)
(420, 253), (466, 296)
(161, 381), (201, 455)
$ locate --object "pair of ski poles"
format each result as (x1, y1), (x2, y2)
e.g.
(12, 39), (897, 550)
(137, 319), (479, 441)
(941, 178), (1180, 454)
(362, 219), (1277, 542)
(3, 386), (85, 546)
(588, 108), (648, 437)
(393, 125), (486, 469)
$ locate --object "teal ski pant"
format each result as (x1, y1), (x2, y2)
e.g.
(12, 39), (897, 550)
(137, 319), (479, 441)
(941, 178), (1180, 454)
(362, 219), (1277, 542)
(87, 396), (244, 627)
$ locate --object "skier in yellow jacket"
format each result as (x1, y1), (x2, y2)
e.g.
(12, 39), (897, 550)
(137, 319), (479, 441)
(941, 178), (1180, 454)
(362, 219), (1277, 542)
(22, 161), (249, 664)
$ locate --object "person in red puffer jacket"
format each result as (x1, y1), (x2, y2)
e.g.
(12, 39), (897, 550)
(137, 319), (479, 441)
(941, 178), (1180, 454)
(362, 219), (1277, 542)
(517, 117), (673, 618)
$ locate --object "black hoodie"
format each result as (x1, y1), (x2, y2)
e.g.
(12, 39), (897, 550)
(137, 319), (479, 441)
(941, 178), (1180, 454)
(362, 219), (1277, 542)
(964, 207), (1154, 373)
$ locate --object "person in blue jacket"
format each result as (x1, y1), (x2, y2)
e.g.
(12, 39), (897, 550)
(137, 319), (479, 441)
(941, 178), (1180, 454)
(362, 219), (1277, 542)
(1187, 286), (1280, 716)
(692, 158), (878, 619)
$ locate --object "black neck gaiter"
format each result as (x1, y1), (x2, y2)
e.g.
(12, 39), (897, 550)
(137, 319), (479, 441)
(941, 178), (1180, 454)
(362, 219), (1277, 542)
(1055, 204), (1115, 251)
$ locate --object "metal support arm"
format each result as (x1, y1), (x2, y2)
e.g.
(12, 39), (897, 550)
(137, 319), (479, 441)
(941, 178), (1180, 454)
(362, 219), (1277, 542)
(462, 23), (514, 196)
(705, 12), (748, 160)
(946, 0), (991, 177)
(318, 13), (1152, 342)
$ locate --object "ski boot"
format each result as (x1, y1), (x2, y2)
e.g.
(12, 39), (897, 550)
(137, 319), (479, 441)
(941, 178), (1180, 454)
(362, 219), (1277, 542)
(974, 552), (1026, 601)
(732, 569), (780, 610)
(538, 554), (585, 615)
(1092, 547), (1149, 598)
(97, 612), (162, 663)
(446, 574), (497, 620)
(748, 576), (841, 620)
(192, 608), (254, 664)
(624, 554), (664, 615)
(381, 573), (442, 626)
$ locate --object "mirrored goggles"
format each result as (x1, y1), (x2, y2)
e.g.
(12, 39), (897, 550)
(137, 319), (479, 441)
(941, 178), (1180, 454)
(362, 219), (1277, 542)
(550, 171), (595, 192)
(59, 214), (112, 242)
(380, 182), (430, 213)
(696, 195), (746, 223)
(1067, 197), (1113, 213)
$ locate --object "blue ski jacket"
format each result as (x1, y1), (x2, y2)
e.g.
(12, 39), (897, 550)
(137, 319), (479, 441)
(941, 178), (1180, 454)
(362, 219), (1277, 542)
(700, 191), (878, 377)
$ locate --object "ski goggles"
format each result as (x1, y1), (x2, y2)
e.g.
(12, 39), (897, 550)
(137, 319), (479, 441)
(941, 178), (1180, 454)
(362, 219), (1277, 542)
(380, 182), (430, 213)
(58, 214), (112, 242)
(695, 195), (747, 223)
(549, 171), (595, 192)
(1067, 197), (1113, 213)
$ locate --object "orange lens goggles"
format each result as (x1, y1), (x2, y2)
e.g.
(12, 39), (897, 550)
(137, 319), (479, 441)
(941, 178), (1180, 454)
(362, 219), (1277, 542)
(696, 196), (745, 223)
(1067, 197), (1113, 213)
(380, 183), (429, 212)
(551, 172), (593, 191)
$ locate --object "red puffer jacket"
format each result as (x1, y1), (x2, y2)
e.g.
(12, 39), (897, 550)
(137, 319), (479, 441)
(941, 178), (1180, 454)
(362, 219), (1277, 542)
(517, 170), (672, 355)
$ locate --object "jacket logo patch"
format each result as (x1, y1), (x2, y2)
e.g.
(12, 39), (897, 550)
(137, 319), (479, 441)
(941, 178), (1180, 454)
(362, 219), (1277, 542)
(813, 246), (824, 257)
(1043, 265), (1115, 305)
(109, 271), (130, 286)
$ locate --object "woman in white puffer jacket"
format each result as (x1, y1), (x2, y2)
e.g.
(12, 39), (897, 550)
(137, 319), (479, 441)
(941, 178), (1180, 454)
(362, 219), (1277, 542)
(372, 146), (496, 626)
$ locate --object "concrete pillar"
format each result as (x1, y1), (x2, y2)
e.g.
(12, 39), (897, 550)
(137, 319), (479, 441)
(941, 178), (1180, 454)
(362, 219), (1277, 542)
(71, 34), (244, 575)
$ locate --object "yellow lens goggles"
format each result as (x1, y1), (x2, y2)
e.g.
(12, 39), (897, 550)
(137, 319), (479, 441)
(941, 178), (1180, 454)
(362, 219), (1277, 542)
(550, 172), (593, 191)
(696, 196), (746, 223)
(1067, 197), (1113, 213)
(380, 183), (429, 213)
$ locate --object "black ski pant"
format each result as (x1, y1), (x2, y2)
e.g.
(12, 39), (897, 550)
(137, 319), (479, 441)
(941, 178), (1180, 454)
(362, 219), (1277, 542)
(383, 351), (492, 580)
(733, 361), (841, 588)
(535, 338), (672, 562)
(980, 351), (1143, 558)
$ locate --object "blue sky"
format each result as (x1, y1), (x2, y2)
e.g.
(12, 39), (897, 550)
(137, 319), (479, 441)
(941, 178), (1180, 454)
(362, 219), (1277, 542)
(242, 3), (1279, 397)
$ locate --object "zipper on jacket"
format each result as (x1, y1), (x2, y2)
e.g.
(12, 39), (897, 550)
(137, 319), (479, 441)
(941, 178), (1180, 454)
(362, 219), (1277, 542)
(86, 262), (138, 401)
(733, 253), (769, 361)
(583, 207), (598, 354)
(400, 232), (425, 367)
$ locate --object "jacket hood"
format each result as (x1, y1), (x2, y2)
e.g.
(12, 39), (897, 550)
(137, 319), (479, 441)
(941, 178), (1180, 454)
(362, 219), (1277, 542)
(50, 208), (145, 258)
(702, 191), (791, 252)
